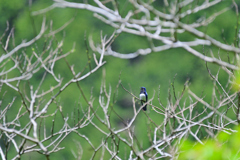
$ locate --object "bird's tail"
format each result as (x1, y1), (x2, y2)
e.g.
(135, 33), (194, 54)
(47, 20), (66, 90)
(143, 105), (147, 111)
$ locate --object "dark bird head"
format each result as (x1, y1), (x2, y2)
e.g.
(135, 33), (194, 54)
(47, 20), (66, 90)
(140, 87), (146, 93)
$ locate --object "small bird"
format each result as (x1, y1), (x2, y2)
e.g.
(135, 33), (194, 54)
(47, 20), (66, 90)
(139, 87), (148, 111)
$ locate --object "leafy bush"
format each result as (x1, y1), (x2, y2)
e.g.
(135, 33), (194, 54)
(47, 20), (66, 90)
(179, 127), (240, 160)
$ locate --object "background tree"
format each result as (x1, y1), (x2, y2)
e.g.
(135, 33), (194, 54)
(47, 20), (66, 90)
(0, 0), (240, 159)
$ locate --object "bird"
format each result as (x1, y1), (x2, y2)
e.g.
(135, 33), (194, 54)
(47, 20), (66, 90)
(139, 87), (148, 111)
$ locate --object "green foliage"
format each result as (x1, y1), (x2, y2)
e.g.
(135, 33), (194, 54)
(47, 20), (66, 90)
(179, 126), (240, 160)
(1, 0), (239, 159)
(0, 0), (25, 24)
(233, 69), (240, 91)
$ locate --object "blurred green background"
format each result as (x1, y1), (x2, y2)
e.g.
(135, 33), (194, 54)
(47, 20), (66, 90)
(0, 0), (238, 159)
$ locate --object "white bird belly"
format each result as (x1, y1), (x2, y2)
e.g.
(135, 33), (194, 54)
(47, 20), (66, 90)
(140, 93), (146, 101)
